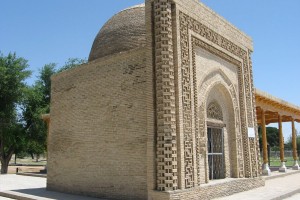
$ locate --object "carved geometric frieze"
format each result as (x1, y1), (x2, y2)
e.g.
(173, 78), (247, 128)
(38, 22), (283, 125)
(179, 10), (195, 189)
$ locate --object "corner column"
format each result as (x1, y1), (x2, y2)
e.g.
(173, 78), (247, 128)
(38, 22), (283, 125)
(278, 115), (287, 172)
(292, 118), (300, 170)
(261, 109), (271, 175)
(154, 0), (179, 191)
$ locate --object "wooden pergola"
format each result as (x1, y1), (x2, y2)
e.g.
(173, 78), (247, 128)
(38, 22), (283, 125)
(255, 89), (300, 175)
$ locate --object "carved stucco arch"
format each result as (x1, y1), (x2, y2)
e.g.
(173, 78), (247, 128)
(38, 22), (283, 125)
(200, 69), (233, 91)
(197, 69), (242, 180)
(207, 101), (223, 121)
(198, 69), (239, 116)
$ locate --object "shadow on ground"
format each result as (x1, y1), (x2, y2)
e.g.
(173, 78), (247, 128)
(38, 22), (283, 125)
(11, 188), (102, 200)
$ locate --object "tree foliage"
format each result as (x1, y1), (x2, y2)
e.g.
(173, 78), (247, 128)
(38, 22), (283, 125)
(57, 58), (86, 73)
(22, 58), (86, 159)
(0, 52), (85, 173)
(258, 126), (280, 150)
(285, 131), (300, 156)
(22, 64), (56, 158)
(0, 52), (31, 174)
(0, 53), (31, 120)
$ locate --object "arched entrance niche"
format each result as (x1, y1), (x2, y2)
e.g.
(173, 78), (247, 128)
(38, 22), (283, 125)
(198, 70), (240, 182)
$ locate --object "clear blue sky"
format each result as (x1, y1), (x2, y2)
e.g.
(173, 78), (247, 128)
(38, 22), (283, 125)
(1, 0), (300, 139)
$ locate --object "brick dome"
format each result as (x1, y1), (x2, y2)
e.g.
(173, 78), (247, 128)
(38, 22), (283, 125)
(88, 4), (146, 62)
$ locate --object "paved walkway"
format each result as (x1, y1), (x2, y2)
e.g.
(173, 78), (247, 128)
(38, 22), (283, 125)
(216, 170), (300, 200)
(0, 175), (100, 200)
(1, 171), (300, 200)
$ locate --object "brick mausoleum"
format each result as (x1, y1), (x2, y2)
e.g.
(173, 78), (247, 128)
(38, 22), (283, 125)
(47, 0), (264, 199)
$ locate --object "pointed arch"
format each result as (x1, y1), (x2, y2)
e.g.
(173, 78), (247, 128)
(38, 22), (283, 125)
(197, 69), (242, 181)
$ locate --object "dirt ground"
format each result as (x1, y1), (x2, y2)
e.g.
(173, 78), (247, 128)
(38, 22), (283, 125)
(3, 155), (47, 174)
(7, 165), (45, 174)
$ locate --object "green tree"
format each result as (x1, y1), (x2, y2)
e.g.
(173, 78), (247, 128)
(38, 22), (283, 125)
(258, 126), (280, 150)
(1, 123), (26, 172)
(57, 58), (86, 73)
(0, 52), (31, 174)
(22, 64), (56, 160)
(22, 59), (85, 160)
(285, 130), (300, 157)
(39, 63), (57, 107)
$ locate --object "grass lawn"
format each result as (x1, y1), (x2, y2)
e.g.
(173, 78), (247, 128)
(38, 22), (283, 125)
(268, 156), (295, 167)
(9, 155), (47, 166)
(0, 155), (47, 174)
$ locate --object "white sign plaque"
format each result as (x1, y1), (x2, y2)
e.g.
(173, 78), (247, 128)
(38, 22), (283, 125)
(248, 127), (255, 138)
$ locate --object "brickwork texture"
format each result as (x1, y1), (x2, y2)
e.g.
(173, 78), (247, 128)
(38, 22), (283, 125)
(49, 49), (149, 200)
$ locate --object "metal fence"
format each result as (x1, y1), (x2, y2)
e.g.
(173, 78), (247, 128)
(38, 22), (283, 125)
(269, 151), (293, 158)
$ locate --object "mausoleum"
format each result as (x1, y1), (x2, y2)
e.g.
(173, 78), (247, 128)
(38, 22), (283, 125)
(45, 0), (300, 199)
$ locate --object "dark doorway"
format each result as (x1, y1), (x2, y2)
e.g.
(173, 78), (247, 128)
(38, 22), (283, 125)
(207, 127), (225, 180)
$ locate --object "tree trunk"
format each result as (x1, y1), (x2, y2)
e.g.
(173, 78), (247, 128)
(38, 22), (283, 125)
(1, 158), (9, 174)
(0, 151), (13, 174)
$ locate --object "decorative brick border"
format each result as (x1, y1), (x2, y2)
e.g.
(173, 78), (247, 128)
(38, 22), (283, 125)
(179, 10), (258, 183)
(152, 0), (260, 191)
(153, 0), (178, 191)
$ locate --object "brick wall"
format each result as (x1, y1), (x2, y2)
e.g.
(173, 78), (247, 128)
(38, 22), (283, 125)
(48, 49), (150, 200)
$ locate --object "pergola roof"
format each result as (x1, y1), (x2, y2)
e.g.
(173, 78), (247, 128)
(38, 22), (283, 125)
(255, 89), (300, 125)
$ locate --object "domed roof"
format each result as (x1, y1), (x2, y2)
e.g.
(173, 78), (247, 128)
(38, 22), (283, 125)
(88, 4), (146, 62)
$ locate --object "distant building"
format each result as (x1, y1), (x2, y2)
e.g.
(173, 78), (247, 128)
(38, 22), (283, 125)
(46, 0), (300, 199)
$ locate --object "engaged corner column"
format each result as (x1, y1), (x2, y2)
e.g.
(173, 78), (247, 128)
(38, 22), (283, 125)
(292, 118), (300, 170)
(278, 114), (287, 172)
(261, 109), (271, 176)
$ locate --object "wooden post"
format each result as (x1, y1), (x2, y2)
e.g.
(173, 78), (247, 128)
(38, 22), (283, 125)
(292, 118), (299, 170)
(261, 109), (271, 175)
(262, 109), (268, 164)
(278, 114), (287, 172)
